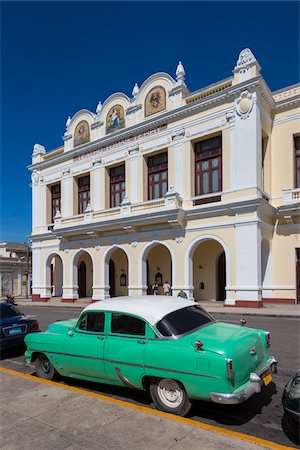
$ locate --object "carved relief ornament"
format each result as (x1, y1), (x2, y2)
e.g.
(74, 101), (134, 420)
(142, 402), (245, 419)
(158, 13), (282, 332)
(31, 170), (40, 185)
(171, 128), (185, 141)
(235, 90), (253, 119)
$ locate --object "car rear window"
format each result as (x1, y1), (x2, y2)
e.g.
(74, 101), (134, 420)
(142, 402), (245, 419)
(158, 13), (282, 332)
(111, 313), (145, 336)
(0, 303), (23, 318)
(156, 306), (214, 337)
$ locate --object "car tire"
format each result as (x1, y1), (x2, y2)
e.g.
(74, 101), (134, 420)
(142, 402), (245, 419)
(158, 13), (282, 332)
(149, 378), (193, 416)
(35, 354), (57, 380)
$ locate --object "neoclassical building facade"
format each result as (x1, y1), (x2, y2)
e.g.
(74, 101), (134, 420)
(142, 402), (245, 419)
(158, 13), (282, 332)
(28, 49), (300, 307)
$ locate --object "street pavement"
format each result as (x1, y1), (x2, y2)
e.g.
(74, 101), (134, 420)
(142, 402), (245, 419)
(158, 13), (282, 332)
(0, 368), (291, 450)
(1, 296), (298, 449)
(12, 296), (300, 318)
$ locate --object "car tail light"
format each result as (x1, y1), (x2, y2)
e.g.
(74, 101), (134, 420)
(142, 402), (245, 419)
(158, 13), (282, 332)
(29, 320), (39, 331)
(195, 340), (204, 351)
(265, 331), (270, 347)
(226, 358), (234, 381)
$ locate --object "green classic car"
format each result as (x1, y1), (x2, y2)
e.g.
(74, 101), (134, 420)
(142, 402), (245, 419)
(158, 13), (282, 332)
(24, 296), (278, 416)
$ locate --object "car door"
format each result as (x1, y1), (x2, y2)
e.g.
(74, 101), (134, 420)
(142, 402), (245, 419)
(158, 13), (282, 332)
(62, 311), (107, 380)
(104, 313), (147, 388)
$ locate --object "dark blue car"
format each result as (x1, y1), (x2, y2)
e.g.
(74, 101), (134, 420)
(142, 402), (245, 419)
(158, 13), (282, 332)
(0, 301), (40, 352)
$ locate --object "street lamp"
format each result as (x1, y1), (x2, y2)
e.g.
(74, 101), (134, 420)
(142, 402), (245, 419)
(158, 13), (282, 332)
(20, 250), (30, 299)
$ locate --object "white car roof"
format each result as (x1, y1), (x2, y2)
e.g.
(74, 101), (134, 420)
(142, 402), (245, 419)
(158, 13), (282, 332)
(83, 296), (196, 327)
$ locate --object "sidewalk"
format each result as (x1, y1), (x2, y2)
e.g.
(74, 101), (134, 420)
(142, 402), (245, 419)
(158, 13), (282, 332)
(0, 368), (286, 450)
(11, 296), (300, 317)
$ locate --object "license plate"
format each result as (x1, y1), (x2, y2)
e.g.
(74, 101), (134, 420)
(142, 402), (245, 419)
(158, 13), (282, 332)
(262, 372), (272, 386)
(8, 327), (22, 335)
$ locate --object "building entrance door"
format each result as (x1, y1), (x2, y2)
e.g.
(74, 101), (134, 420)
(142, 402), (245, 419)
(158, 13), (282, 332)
(109, 259), (115, 297)
(78, 261), (86, 298)
(296, 249), (300, 304)
(217, 252), (226, 301)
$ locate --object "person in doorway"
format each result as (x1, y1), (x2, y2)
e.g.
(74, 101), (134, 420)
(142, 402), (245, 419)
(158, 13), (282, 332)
(152, 283), (158, 295)
(163, 281), (171, 295)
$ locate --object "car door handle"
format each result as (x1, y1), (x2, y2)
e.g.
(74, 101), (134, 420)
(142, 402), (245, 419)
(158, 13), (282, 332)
(137, 339), (146, 344)
(97, 335), (105, 340)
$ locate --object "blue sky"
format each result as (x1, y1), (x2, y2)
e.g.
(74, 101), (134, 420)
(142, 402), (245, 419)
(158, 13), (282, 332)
(1, 1), (299, 243)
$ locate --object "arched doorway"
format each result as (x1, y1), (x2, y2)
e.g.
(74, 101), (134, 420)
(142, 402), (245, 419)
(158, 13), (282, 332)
(46, 253), (63, 298)
(106, 247), (128, 298)
(109, 259), (115, 297)
(217, 251), (226, 301)
(75, 252), (93, 299)
(78, 261), (86, 298)
(192, 239), (227, 301)
(144, 243), (172, 295)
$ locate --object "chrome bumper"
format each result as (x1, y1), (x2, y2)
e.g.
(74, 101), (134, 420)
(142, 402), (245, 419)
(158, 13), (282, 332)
(210, 356), (278, 405)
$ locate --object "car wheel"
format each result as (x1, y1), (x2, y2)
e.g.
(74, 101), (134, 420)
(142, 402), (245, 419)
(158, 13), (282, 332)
(149, 378), (193, 416)
(35, 354), (57, 380)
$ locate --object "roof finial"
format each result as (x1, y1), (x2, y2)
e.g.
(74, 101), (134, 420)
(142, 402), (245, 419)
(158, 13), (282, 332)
(132, 82), (140, 99)
(96, 101), (102, 114)
(176, 61), (185, 83)
(236, 48), (257, 68)
(65, 116), (71, 131)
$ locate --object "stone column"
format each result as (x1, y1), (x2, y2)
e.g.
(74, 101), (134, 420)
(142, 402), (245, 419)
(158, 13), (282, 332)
(233, 90), (262, 190)
(170, 128), (186, 197)
(18, 271), (22, 296)
(229, 219), (263, 307)
(61, 167), (73, 217)
(128, 145), (140, 204)
(32, 246), (47, 302)
(62, 249), (78, 302)
(91, 157), (103, 211)
(31, 171), (44, 231)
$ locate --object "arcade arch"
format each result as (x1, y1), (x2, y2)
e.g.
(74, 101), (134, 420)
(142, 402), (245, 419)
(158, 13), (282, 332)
(45, 253), (63, 297)
(72, 250), (93, 298)
(186, 237), (228, 301)
(104, 247), (129, 297)
(141, 242), (173, 295)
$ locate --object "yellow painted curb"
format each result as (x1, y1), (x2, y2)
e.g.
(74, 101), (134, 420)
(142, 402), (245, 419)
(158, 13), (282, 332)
(0, 367), (293, 450)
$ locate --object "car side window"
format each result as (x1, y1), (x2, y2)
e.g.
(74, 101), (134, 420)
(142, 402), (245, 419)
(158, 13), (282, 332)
(111, 313), (145, 336)
(78, 313), (105, 333)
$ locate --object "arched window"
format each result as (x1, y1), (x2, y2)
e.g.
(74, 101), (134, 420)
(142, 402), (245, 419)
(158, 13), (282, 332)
(106, 105), (125, 134)
(145, 86), (166, 117)
(74, 120), (90, 147)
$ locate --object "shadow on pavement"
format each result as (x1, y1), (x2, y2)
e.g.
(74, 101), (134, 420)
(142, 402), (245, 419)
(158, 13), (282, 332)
(0, 345), (26, 361)
(282, 412), (300, 446)
(191, 382), (276, 425)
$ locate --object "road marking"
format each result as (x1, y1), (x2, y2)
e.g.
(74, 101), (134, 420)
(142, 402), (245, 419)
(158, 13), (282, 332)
(0, 367), (293, 450)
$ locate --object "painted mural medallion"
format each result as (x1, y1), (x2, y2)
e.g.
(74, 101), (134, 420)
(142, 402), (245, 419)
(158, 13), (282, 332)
(106, 105), (125, 134)
(145, 86), (166, 117)
(74, 120), (90, 147)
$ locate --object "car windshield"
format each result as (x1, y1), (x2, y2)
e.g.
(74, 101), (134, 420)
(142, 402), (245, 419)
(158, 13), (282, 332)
(156, 305), (215, 337)
(0, 303), (24, 319)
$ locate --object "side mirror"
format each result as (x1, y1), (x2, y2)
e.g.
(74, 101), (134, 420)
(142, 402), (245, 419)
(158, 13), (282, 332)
(68, 329), (74, 337)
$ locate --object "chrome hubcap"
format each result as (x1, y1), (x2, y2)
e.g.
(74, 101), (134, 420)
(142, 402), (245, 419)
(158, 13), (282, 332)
(41, 360), (50, 374)
(157, 379), (183, 408)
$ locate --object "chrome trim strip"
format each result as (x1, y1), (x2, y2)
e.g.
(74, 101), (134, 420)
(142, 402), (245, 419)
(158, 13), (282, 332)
(115, 367), (143, 390)
(30, 349), (219, 379)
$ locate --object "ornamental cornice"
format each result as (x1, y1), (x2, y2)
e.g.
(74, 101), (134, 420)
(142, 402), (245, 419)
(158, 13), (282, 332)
(126, 104), (142, 115)
(274, 95), (300, 111)
(28, 76), (266, 172)
(62, 134), (72, 142)
(29, 207), (186, 242)
(91, 121), (103, 130)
